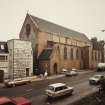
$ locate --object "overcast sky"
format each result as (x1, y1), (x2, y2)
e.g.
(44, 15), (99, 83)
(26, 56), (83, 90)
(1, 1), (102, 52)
(0, 0), (105, 41)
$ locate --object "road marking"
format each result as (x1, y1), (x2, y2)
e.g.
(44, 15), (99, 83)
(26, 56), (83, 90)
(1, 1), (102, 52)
(25, 89), (33, 92)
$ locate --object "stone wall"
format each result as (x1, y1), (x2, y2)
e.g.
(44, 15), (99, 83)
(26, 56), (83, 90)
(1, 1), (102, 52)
(8, 39), (33, 79)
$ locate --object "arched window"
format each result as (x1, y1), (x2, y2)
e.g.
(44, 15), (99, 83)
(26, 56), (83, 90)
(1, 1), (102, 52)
(81, 49), (83, 60)
(98, 52), (100, 61)
(57, 46), (60, 54)
(92, 51), (93, 60)
(26, 24), (31, 37)
(76, 48), (79, 59)
(71, 48), (73, 60)
(64, 46), (67, 59)
(95, 52), (97, 61)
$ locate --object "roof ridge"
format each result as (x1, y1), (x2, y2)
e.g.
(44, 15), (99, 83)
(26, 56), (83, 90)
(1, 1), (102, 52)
(28, 13), (90, 43)
(29, 13), (83, 35)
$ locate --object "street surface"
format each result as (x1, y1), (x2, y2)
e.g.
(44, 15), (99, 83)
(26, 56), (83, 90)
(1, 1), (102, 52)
(0, 71), (104, 105)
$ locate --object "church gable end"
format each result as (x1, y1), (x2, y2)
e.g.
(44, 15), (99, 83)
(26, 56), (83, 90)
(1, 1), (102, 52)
(19, 14), (38, 41)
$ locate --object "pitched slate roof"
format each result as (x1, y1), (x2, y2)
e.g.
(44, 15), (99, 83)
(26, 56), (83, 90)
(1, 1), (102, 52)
(0, 42), (8, 53)
(29, 14), (90, 43)
(38, 48), (53, 60)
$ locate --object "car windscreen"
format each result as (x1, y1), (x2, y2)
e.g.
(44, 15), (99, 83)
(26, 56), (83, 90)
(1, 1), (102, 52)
(48, 86), (54, 91)
(94, 75), (102, 79)
(55, 86), (67, 92)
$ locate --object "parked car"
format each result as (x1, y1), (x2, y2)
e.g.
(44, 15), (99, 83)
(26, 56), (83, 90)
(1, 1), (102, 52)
(0, 96), (32, 105)
(61, 68), (68, 74)
(97, 63), (105, 72)
(65, 70), (78, 77)
(89, 74), (105, 85)
(45, 83), (74, 98)
(71, 68), (77, 71)
(4, 78), (31, 87)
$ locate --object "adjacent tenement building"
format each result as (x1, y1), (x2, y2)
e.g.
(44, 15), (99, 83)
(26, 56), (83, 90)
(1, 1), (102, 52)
(20, 13), (100, 75)
(0, 42), (9, 81)
(7, 39), (33, 79)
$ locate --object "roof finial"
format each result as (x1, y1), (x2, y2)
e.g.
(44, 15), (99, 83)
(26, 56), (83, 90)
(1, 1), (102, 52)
(27, 10), (29, 14)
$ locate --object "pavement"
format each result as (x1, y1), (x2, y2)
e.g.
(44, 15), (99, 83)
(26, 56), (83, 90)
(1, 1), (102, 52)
(0, 70), (94, 88)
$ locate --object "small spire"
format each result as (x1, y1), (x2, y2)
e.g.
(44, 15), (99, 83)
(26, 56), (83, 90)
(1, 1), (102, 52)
(27, 10), (29, 14)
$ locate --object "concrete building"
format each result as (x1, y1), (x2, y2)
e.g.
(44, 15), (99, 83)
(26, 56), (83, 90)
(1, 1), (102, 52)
(19, 13), (103, 75)
(7, 39), (33, 79)
(0, 42), (9, 81)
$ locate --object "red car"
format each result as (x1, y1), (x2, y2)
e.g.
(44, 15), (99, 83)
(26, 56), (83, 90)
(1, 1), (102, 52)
(0, 97), (32, 105)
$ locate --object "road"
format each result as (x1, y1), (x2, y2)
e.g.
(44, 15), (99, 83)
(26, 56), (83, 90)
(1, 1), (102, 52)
(0, 71), (103, 105)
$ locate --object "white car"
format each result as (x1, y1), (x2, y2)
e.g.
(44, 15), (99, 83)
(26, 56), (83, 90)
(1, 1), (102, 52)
(97, 63), (105, 71)
(65, 70), (78, 76)
(4, 79), (31, 87)
(61, 68), (68, 74)
(45, 83), (74, 98)
(89, 74), (104, 85)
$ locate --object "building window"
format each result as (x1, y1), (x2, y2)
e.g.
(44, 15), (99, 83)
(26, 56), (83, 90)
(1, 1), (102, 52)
(71, 48), (73, 60)
(64, 46), (67, 59)
(0, 45), (4, 50)
(98, 52), (100, 61)
(57, 46), (60, 54)
(76, 48), (79, 59)
(26, 24), (31, 37)
(81, 49), (83, 60)
(92, 51), (93, 60)
(47, 41), (54, 48)
(0, 55), (5, 61)
(95, 52), (97, 61)
(5, 56), (7, 60)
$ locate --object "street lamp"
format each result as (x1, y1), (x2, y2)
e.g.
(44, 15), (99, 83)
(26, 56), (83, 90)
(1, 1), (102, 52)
(101, 29), (105, 32)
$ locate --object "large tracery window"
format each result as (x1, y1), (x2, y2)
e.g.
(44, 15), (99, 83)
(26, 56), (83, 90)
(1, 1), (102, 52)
(57, 46), (60, 54)
(71, 48), (73, 60)
(76, 48), (79, 59)
(64, 46), (67, 59)
(95, 52), (97, 61)
(26, 24), (31, 37)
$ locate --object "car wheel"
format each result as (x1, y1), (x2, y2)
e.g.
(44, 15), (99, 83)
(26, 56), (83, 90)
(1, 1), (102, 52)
(48, 96), (52, 99)
(13, 84), (15, 87)
(89, 81), (92, 85)
(68, 91), (73, 96)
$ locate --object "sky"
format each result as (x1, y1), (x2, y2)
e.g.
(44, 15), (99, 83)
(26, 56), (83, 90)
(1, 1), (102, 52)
(0, 0), (105, 41)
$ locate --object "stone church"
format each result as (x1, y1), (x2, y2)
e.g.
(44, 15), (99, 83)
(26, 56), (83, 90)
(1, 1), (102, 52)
(19, 13), (102, 75)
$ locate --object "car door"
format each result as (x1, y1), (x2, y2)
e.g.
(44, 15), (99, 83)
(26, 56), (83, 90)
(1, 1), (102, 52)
(62, 86), (70, 95)
(55, 86), (68, 96)
(54, 87), (64, 97)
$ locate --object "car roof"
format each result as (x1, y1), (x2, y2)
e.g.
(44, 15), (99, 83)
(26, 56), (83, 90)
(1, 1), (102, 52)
(49, 83), (66, 88)
(0, 97), (11, 104)
(94, 74), (103, 77)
